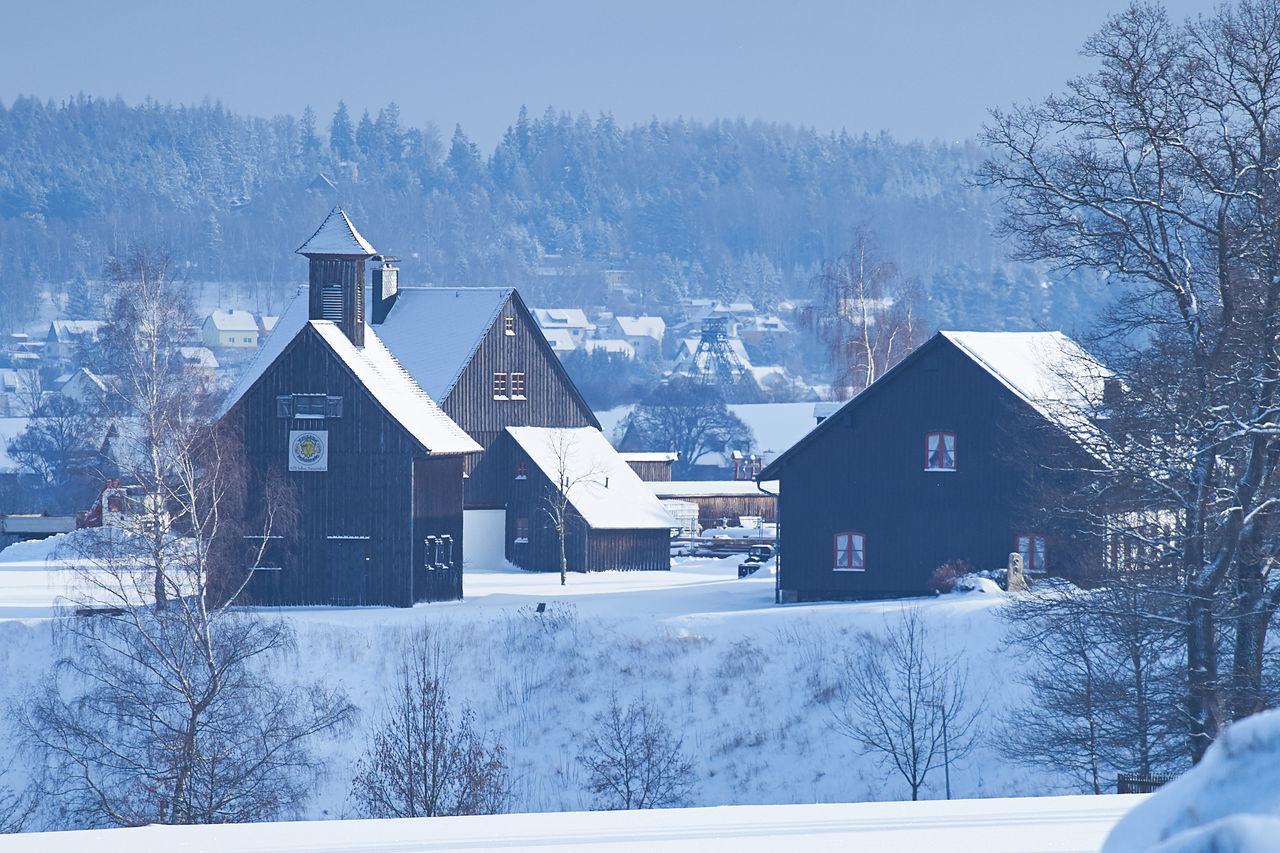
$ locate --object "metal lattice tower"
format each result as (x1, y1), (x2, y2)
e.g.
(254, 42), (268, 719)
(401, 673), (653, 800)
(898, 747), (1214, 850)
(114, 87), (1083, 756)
(690, 317), (746, 386)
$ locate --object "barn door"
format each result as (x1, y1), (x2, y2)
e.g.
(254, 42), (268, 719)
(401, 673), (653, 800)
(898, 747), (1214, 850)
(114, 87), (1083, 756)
(329, 537), (370, 606)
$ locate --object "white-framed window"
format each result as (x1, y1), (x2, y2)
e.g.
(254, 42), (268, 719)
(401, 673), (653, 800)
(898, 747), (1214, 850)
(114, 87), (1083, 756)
(834, 532), (865, 572)
(1017, 534), (1047, 573)
(926, 432), (956, 471)
(510, 372), (527, 399)
(504, 316), (516, 336)
(493, 372), (509, 399)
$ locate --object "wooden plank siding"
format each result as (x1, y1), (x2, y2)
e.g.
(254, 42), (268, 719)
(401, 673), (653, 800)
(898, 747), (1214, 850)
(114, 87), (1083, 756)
(770, 335), (1094, 602)
(502, 436), (669, 573)
(439, 291), (597, 509)
(224, 325), (466, 607)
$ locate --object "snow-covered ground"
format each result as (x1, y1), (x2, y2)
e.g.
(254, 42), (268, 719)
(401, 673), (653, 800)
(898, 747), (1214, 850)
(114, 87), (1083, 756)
(3, 794), (1147, 852)
(0, 531), (1146, 848)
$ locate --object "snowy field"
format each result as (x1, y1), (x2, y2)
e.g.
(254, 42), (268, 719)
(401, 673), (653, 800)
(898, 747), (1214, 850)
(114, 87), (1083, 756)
(1, 794), (1146, 852)
(0, 531), (1171, 849)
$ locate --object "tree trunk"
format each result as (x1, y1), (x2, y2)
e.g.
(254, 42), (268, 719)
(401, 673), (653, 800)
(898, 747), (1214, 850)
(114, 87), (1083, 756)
(1186, 594), (1221, 764)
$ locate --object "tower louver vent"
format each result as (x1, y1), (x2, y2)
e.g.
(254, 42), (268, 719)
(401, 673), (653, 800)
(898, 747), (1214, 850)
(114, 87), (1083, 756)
(321, 285), (344, 322)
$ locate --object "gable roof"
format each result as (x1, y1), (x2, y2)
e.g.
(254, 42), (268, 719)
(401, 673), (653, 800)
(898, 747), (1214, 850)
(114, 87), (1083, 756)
(296, 207), (376, 257)
(613, 316), (666, 340)
(205, 309), (257, 332)
(759, 330), (1110, 479)
(373, 288), (600, 428)
(48, 320), (105, 341)
(506, 426), (674, 530)
(371, 287), (514, 400)
(217, 292), (478, 456)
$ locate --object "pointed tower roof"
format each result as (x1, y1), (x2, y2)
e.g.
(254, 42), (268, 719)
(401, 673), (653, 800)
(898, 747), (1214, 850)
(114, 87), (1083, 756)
(296, 207), (376, 257)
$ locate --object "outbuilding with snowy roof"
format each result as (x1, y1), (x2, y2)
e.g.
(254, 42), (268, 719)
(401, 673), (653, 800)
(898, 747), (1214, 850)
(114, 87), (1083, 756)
(759, 330), (1112, 602)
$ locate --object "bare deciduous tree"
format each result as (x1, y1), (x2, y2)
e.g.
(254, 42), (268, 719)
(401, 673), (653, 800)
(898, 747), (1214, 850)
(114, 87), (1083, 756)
(980, 0), (1280, 760)
(832, 609), (980, 800)
(16, 308), (352, 827)
(799, 229), (926, 399)
(1000, 585), (1185, 794)
(540, 428), (610, 586)
(617, 378), (753, 479)
(577, 695), (695, 810)
(349, 628), (509, 818)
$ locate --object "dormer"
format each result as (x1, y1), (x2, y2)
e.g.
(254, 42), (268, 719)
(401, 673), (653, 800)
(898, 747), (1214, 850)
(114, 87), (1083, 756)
(297, 207), (376, 347)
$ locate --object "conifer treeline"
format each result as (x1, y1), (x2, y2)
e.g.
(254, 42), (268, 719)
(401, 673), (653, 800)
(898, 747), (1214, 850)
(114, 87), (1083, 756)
(0, 96), (1101, 329)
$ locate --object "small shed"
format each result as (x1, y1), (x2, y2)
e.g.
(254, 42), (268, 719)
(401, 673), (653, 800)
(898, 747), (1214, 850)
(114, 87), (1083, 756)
(505, 426), (674, 573)
(618, 451), (678, 481)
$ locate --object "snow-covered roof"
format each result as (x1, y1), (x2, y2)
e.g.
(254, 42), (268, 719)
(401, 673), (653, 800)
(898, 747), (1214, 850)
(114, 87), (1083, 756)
(614, 316), (666, 341)
(177, 346), (219, 369)
(506, 426), (674, 530)
(583, 339), (635, 358)
(649, 480), (779, 499)
(220, 289), (310, 415)
(531, 307), (594, 330)
(940, 331), (1109, 441)
(48, 320), (104, 341)
(217, 290), (478, 456)
(541, 328), (578, 352)
(259, 316), (279, 334)
(747, 365), (789, 387)
(371, 287), (514, 401)
(296, 207), (376, 257)
(205, 309), (258, 332)
(310, 322), (479, 455)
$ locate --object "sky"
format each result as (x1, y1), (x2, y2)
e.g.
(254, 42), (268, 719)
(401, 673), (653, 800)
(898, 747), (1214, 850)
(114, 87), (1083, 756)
(1, 0), (1212, 149)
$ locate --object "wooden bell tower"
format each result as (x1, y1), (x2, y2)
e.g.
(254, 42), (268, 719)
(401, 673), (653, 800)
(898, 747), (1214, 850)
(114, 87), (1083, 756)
(296, 207), (377, 347)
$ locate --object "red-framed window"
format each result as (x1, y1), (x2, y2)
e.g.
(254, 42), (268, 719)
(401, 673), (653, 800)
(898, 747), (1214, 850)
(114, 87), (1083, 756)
(514, 460), (528, 479)
(514, 517), (530, 542)
(834, 532), (865, 571)
(1016, 534), (1046, 573)
(926, 432), (956, 470)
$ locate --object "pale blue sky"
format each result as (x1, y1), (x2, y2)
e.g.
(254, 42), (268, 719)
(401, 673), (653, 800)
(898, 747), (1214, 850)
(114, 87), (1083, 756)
(1, 0), (1211, 147)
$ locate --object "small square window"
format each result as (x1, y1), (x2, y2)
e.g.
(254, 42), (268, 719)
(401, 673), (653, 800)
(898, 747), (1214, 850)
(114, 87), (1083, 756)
(504, 317), (516, 336)
(510, 372), (526, 399)
(1017, 534), (1047, 573)
(493, 372), (509, 399)
(514, 460), (528, 479)
(294, 394), (326, 418)
(514, 517), (530, 543)
(834, 532), (865, 571)
(926, 432), (956, 470)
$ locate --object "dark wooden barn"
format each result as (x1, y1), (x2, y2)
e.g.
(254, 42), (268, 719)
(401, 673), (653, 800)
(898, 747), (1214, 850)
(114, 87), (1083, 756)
(370, 284), (673, 573)
(503, 427), (673, 573)
(759, 331), (1109, 602)
(218, 208), (481, 607)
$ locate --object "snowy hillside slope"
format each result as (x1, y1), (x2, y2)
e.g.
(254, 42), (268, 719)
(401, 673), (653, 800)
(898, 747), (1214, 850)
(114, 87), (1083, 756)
(0, 532), (1080, 823)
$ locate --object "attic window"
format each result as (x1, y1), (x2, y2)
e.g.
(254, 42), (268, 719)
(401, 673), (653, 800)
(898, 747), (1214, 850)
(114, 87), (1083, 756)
(834, 532), (865, 572)
(493, 372), (509, 399)
(925, 432), (956, 471)
(514, 460), (528, 479)
(277, 394), (343, 419)
(510, 372), (526, 399)
(504, 316), (515, 336)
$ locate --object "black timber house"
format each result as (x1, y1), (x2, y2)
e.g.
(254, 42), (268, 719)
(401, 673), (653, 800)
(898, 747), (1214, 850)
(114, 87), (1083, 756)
(218, 209), (481, 606)
(369, 284), (674, 572)
(760, 331), (1108, 602)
